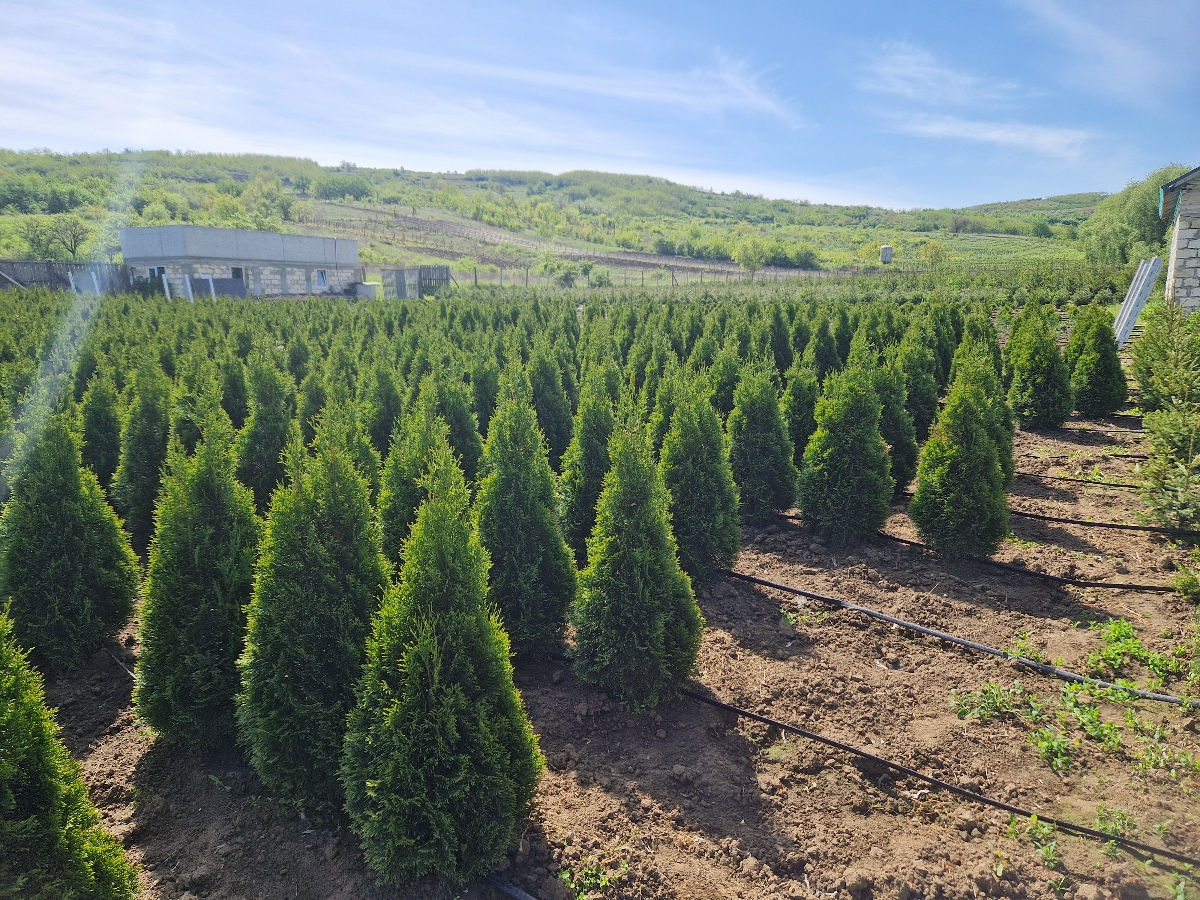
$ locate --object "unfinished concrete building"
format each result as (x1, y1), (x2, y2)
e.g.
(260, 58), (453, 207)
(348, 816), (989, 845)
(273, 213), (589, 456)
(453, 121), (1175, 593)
(120, 225), (360, 298)
(1161, 165), (1200, 311)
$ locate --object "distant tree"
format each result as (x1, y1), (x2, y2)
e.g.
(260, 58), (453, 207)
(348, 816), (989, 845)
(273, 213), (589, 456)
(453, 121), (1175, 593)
(557, 372), (614, 567)
(1079, 164), (1189, 265)
(802, 321), (839, 383)
(475, 368), (575, 659)
(797, 368), (894, 543)
(111, 359), (170, 555)
(1006, 305), (1073, 429)
(359, 360), (403, 457)
(733, 232), (770, 277)
(728, 363), (798, 524)
(470, 355), (500, 437)
(1, 417), (138, 671)
(235, 358), (297, 511)
(378, 395), (453, 566)
(0, 612), (139, 899)
(236, 425), (388, 807)
(80, 377), (122, 489)
(136, 417), (262, 746)
(341, 448), (542, 884)
(660, 385), (740, 584)
(528, 345), (573, 471)
(297, 370), (327, 445)
(52, 215), (91, 260)
(219, 354), (249, 430)
(572, 424), (703, 711)
(781, 363), (819, 469)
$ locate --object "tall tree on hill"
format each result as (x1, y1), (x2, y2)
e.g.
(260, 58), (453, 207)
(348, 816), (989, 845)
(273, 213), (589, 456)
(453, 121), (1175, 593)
(1, 417), (138, 671)
(572, 423), (704, 711)
(475, 367), (576, 660)
(557, 371), (615, 567)
(111, 357), (170, 555)
(341, 448), (543, 884)
(660, 383), (740, 584)
(0, 612), (139, 899)
(236, 421), (388, 807)
(728, 362), (798, 524)
(135, 414), (262, 746)
(797, 368), (894, 543)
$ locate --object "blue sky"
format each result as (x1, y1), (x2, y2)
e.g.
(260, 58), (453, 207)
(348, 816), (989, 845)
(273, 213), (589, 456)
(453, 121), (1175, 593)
(2, 0), (1197, 209)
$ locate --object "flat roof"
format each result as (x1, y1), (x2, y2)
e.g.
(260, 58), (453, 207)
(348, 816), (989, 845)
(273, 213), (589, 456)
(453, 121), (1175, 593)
(119, 225), (358, 267)
(1160, 164), (1200, 220)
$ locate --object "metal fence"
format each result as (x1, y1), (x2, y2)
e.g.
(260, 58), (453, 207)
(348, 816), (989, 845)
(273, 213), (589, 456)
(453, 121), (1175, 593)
(0, 259), (129, 294)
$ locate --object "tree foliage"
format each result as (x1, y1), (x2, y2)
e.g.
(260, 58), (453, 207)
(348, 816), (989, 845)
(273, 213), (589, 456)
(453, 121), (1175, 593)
(80, 377), (121, 489)
(557, 371), (614, 567)
(1005, 304), (1072, 429)
(111, 358), (170, 555)
(728, 363), (799, 524)
(1065, 305), (1127, 417)
(1078, 164), (1189, 265)
(378, 396), (452, 567)
(234, 358), (297, 512)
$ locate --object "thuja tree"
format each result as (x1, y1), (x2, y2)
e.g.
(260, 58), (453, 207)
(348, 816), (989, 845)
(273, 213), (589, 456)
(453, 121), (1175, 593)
(1, 417), (138, 671)
(359, 359), (403, 458)
(528, 344), (573, 472)
(728, 362), (798, 524)
(219, 353), (248, 430)
(1131, 301), (1200, 413)
(952, 348), (1015, 486)
(660, 383), (740, 584)
(298, 370), (327, 445)
(1065, 305), (1127, 417)
(378, 395), (453, 567)
(802, 320), (839, 382)
(341, 448), (542, 884)
(869, 358), (918, 495)
(80, 376), (121, 489)
(426, 376), (483, 483)
(909, 379), (1009, 558)
(781, 363), (818, 469)
(572, 424), (703, 711)
(235, 358), (298, 512)
(0, 613), (138, 899)
(897, 337), (940, 441)
(797, 368), (894, 543)
(475, 368), (576, 660)
(135, 416), (262, 746)
(1006, 304), (1073, 429)
(557, 372), (614, 567)
(236, 426), (388, 807)
(111, 357), (170, 555)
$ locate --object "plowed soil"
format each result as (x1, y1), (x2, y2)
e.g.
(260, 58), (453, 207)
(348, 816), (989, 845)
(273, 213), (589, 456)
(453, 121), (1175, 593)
(45, 416), (1200, 900)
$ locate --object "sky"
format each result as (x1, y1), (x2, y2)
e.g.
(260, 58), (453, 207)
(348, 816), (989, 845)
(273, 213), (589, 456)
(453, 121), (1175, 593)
(1, 0), (1197, 209)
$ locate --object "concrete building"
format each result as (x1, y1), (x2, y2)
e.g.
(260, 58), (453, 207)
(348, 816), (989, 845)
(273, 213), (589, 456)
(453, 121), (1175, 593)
(120, 225), (360, 298)
(1161, 165), (1200, 311)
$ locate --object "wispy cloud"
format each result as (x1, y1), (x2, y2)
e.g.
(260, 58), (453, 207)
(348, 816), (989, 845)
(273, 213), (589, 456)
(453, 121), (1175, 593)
(893, 114), (1093, 159)
(860, 42), (1019, 107)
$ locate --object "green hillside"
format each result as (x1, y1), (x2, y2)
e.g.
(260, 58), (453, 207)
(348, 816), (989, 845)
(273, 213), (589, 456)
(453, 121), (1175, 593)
(0, 149), (1100, 276)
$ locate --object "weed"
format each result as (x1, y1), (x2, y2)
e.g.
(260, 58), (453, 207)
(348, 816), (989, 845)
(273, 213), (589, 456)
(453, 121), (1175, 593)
(1039, 840), (1062, 868)
(559, 858), (629, 899)
(1154, 818), (1174, 839)
(1094, 803), (1135, 837)
(1049, 874), (1068, 892)
(953, 681), (1043, 723)
(1006, 630), (1047, 664)
(1085, 619), (1183, 683)
(1061, 686), (1123, 751)
(1029, 727), (1076, 773)
(1007, 533), (1044, 551)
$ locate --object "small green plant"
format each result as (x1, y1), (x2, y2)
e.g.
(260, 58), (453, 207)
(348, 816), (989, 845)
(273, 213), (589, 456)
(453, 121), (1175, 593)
(1086, 619), (1183, 683)
(1153, 818), (1174, 839)
(559, 857), (630, 899)
(1029, 727), (1076, 772)
(952, 681), (1043, 723)
(1094, 803), (1135, 837)
(1061, 685), (1122, 751)
(1005, 631), (1046, 663)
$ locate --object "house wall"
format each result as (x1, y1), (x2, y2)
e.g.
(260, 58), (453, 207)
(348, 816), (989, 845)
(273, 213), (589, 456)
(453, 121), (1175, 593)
(126, 259), (357, 297)
(1167, 187), (1200, 312)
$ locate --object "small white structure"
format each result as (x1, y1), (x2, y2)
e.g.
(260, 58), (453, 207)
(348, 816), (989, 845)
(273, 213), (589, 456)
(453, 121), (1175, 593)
(1160, 165), (1200, 311)
(880, 245), (893, 264)
(120, 225), (360, 297)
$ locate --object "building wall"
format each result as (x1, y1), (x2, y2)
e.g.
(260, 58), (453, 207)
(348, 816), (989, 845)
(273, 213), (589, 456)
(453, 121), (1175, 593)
(1168, 187), (1200, 312)
(127, 258), (358, 298)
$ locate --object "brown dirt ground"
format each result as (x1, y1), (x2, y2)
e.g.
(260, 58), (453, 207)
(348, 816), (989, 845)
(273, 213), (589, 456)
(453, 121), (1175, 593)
(44, 415), (1200, 900)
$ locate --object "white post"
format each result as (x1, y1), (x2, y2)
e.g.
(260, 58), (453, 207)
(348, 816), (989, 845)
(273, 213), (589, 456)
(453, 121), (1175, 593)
(90, 270), (100, 294)
(206, 275), (216, 301)
(68, 271), (78, 294)
(162, 273), (171, 301)
(184, 274), (195, 303)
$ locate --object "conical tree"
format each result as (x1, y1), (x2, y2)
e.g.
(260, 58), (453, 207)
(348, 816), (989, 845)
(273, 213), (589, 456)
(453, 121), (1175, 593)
(135, 414), (263, 746)
(236, 426), (388, 807)
(425, 376), (483, 483)
(1066, 306), (1127, 417)
(909, 379), (1009, 558)
(797, 368), (894, 543)
(572, 423), (704, 711)
(529, 344), (573, 472)
(219, 353), (248, 430)
(378, 395), (453, 567)
(707, 341), (741, 419)
(1, 417), (138, 671)
(314, 399), (381, 500)
(80, 376), (122, 490)
(0, 612), (138, 899)
(870, 358), (919, 495)
(297, 369), (327, 446)
(952, 348), (1015, 486)
(782, 363), (819, 469)
(660, 384), (740, 584)
(341, 448), (543, 884)
(897, 337), (940, 441)
(728, 362), (798, 524)
(802, 320), (839, 382)
(557, 372), (615, 567)
(111, 358), (170, 555)
(360, 359), (403, 457)
(234, 358), (297, 512)
(1006, 305), (1073, 429)
(475, 368), (576, 659)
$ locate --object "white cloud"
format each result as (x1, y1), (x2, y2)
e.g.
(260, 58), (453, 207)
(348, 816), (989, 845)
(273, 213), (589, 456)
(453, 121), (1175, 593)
(860, 42), (1019, 107)
(893, 113), (1094, 159)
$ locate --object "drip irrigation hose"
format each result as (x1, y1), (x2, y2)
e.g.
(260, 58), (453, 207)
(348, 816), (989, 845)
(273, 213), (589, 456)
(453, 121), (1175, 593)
(1008, 506), (1200, 537)
(682, 688), (1200, 869)
(1057, 427), (1145, 435)
(878, 532), (1176, 593)
(1015, 470), (1139, 490)
(1036, 453), (1149, 461)
(720, 569), (1197, 709)
(488, 875), (540, 900)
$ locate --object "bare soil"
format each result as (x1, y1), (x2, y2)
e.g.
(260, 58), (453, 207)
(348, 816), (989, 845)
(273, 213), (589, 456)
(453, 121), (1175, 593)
(46, 417), (1200, 900)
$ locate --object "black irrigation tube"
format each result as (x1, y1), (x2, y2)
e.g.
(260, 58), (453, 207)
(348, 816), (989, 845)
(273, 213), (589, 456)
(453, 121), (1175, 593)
(1015, 470), (1139, 490)
(1009, 506), (1200, 537)
(720, 569), (1197, 709)
(1037, 453), (1149, 461)
(682, 687), (1200, 869)
(1057, 427), (1146, 435)
(879, 532), (1176, 593)
(488, 875), (539, 900)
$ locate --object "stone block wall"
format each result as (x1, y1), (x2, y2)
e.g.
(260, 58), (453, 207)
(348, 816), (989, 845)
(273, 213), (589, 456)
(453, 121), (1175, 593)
(1167, 188), (1200, 312)
(130, 259), (360, 298)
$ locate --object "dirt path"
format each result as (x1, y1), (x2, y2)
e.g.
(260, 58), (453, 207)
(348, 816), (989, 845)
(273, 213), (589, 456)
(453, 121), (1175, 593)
(45, 418), (1199, 900)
